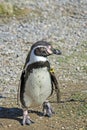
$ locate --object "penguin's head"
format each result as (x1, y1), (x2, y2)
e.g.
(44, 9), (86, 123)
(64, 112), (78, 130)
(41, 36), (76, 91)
(31, 41), (61, 57)
(28, 41), (61, 64)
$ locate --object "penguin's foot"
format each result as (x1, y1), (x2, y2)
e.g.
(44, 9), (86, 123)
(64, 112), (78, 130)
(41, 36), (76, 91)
(22, 110), (34, 125)
(43, 101), (54, 117)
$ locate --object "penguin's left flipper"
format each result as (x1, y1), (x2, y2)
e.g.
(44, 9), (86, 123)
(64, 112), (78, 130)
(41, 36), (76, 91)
(50, 71), (60, 103)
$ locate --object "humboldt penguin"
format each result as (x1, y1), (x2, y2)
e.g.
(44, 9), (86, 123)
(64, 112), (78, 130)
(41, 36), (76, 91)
(18, 41), (61, 125)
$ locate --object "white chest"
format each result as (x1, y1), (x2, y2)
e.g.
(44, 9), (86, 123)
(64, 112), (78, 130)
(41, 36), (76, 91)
(24, 67), (52, 107)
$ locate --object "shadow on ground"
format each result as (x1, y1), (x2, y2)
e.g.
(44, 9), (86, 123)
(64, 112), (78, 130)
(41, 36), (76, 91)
(0, 106), (43, 125)
(0, 107), (22, 124)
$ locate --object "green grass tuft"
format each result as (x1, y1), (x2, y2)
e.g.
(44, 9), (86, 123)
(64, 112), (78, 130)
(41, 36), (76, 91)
(0, 2), (41, 18)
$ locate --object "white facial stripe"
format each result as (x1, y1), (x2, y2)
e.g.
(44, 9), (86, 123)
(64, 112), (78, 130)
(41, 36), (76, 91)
(28, 46), (48, 65)
(33, 45), (47, 50)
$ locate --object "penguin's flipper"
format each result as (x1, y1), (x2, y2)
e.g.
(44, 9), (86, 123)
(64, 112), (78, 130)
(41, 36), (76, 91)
(17, 69), (25, 107)
(17, 79), (21, 107)
(50, 72), (60, 103)
(17, 59), (31, 108)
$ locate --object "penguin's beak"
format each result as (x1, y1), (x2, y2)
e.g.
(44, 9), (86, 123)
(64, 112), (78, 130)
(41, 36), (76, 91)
(47, 45), (62, 55)
(52, 48), (62, 55)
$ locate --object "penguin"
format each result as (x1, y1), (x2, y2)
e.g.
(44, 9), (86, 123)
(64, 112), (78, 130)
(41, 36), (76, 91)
(17, 41), (61, 125)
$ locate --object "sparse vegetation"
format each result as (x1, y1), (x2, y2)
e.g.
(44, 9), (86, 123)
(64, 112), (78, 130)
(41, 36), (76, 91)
(0, 2), (41, 18)
(0, 2), (13, 16)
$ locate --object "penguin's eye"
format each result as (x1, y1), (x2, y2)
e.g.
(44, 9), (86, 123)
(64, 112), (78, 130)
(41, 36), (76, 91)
(40, 47), (50, 56)
(34, 47), (47, 56)
(34, 48), (42, 56)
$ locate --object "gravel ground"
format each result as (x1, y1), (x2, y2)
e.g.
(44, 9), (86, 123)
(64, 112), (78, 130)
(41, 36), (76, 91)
(0, 0), (87, 130)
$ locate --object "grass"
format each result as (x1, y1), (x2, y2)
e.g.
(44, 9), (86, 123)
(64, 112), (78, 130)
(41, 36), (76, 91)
(0, 2), (13, 16)
(57, 40), (87, 66)
(70, 92), (87, 101)
(0, 2), (41, 18)
(69, 92), (87, 116)
(55, 90), (87, 117)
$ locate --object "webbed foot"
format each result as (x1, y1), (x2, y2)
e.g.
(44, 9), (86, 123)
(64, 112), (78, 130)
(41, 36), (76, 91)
(22, 110), (34, 125)
(43, 101), (54, 117)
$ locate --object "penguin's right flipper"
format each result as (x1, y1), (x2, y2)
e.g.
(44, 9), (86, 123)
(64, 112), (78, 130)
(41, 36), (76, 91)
(17, 70), (26, 107)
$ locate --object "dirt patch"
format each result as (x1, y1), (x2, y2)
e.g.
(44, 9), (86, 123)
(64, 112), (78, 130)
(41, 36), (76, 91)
(0, 84), (87, 130)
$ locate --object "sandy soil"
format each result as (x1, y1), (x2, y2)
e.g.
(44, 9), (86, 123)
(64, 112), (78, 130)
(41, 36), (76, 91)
(0, 83), (87, 130)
